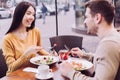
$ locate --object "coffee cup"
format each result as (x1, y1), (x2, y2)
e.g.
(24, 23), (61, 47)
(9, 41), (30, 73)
(59, 49), (69, 60)
(38, 65), (51, 77)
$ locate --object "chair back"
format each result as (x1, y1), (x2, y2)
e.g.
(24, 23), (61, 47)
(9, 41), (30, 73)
(0, 49), (8, 78)
(49, 35), (83, 53)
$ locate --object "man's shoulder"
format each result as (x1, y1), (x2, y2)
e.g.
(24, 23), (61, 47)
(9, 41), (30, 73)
(100, 34), (120, 44)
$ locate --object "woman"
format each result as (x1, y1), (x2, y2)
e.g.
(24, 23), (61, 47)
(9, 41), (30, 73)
(2, 1), (49, 74)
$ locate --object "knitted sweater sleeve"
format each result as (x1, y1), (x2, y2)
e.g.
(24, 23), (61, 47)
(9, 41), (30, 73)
(2, 36), (31, 74)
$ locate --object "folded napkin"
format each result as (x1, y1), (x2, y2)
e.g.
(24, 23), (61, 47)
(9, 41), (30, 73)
(23, 67), (38, 73)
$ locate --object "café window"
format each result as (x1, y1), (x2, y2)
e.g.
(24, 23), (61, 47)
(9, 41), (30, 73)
(114, 0), (120, 30)
(0, 0), (119, 52)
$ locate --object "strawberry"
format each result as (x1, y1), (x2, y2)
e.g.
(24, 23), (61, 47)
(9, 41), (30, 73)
(63, 54), (68, 60)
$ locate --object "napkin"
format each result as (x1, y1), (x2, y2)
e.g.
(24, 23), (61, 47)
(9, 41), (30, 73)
(23, 67), (38, 73)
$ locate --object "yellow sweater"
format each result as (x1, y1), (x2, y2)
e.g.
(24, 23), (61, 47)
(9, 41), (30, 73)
(2, 28), (48, 74)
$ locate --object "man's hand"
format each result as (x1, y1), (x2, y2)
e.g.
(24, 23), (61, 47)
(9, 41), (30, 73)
(70, 47), (84, 58)
(59, 61), (74, 76)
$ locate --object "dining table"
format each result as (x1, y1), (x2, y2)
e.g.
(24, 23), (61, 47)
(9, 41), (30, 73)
(0, 57), (94, 80)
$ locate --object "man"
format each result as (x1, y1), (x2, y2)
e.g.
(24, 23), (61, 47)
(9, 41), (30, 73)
(59, 0), (120, 80)
(41, 3), (47, 24)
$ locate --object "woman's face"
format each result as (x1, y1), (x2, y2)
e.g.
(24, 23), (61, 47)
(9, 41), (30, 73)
(22, 6), (35, 28)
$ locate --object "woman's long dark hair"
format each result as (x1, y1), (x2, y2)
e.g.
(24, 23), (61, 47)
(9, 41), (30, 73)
(6, 1), (36, 34)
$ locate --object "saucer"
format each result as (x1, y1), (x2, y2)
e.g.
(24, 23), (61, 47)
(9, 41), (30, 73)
(35, 72), (54, 79)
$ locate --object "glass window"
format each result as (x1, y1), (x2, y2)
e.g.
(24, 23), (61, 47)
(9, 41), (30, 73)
(114, 0), (120, 29)
(0, 0), (105, 53)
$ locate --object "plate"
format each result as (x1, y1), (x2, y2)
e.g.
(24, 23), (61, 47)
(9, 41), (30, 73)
(67, 58), (93, 71)
(30, 56), (59, 65)
(35, 72), (53, 79)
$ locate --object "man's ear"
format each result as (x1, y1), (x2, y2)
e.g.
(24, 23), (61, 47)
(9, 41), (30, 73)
(95, 13), (102, 24)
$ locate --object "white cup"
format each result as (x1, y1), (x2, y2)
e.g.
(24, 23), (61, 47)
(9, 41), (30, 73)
(38, 65), (51, 77)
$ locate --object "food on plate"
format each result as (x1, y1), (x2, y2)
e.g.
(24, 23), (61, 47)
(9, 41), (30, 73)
(71, 61), (86, 70)
(34, 56), (54, 64)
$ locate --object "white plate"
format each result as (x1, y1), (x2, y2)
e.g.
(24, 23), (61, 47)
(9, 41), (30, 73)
(35, 72), (53, 79)
(67, 58), (93, 71)
(30, 56), (59, 65)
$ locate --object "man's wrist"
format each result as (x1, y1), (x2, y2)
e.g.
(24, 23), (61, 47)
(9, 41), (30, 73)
(81, 52), (93, 61)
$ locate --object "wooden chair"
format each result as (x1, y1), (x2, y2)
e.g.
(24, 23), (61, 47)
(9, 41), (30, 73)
(49, 35), (84, 53)
(0, 49), (8, 78)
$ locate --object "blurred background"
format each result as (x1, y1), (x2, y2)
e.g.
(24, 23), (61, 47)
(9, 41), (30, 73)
(0, 0), (119, 53)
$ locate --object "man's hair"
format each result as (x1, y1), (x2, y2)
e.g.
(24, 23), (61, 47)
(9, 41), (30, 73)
(85, 0), (115, 25)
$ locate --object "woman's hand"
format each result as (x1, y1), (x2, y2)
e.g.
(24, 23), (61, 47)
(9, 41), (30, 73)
(24, 46), (43, 55)
(70, 47), (84, 58)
